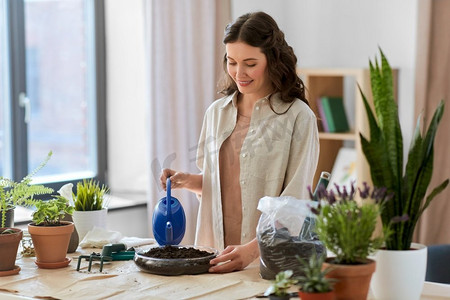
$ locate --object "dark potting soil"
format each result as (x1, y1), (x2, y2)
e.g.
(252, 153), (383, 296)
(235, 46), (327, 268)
(258, 226), (326, 280)
(141, 245), (212, 259)
(134, 245), (216, 276)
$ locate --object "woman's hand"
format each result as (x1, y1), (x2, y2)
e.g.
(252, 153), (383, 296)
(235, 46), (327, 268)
(160, 168), (203, 194)
(208, 239), (260, 273)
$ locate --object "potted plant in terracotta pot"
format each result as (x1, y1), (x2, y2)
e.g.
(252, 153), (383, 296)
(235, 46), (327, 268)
(296, 253), (335, 300)
(0, 152), (53, 276)
(71, 179), (110, 241)
(359, 49), (449, 300)
(0, 228), (23, 276)
(264, 270), (298, 300)
(0, 151), (53, 228)
(312, 182), (391, 300)
(28, 194), (75, 269)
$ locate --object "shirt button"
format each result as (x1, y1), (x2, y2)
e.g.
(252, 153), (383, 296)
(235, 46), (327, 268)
(242, 153), (247, 158)
(255, 106), (260, 110)
(250, 129), (255, 134)
(241, 180), (245, 185)
(243, 233), (247, 237)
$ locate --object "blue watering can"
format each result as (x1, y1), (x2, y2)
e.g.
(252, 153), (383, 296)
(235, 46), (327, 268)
(152, 178), (186, 245)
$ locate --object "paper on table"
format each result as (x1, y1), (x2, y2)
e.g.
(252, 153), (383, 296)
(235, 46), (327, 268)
(79, 227), (155, 248)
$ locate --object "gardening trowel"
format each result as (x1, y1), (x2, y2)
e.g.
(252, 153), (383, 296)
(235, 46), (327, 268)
(152, 178), (186, 245)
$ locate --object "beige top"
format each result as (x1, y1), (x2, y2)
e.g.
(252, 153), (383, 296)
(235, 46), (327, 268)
(219, 112), (251, 246)
(196, 92), (319, 250)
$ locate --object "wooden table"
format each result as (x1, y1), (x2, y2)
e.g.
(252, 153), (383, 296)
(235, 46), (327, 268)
(0, 249), (270, 299)
(1, 249), (449, 299)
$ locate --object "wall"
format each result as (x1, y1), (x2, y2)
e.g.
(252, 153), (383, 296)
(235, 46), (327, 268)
(231, 0), (418, 151)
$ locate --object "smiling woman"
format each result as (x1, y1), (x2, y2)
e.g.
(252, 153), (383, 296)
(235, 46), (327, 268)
(225, 42), (271, 105)
(159, 11), (319, 274)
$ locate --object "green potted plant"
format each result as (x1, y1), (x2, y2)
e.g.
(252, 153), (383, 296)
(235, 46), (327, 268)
(71, 179), (110, 241)
(0, 151), (53, 228)
(312, 182), (391, 300)
(0, 228), (23, 276)
(264, 270), (298, 300)
(0, 151), (53, 275)
(296, 253), (335, 300)
(28, 194), (75, 269)
(359, 49), (449, 299)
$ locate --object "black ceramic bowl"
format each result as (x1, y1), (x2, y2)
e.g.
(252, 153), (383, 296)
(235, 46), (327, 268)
(134, 245), (218, 276)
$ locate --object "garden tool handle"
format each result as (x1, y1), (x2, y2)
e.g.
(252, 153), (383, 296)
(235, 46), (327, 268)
(101, 243), (126, 257)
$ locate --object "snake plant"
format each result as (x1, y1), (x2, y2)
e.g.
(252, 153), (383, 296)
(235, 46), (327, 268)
(359, 49), (449, 250)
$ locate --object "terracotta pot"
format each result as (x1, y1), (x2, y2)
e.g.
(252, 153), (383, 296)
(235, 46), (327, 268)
(28, 221), (74, 265)
(322, 258), (375, 300)
(298, 290), (335, 300)
(370, 243), (427, 300)
(0, 228), (23, 271)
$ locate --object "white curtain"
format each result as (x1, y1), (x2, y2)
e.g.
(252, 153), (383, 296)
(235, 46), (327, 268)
(413, 0), (450, 245)
(144, 0), (230, 244)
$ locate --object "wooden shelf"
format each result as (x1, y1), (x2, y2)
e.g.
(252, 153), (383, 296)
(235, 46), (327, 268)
(300, 68), (397, 188)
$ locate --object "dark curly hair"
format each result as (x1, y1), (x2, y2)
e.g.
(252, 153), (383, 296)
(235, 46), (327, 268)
(220, 11), (308, 109)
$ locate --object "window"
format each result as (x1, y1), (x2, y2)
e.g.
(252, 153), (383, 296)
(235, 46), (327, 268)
(1, 0), (106, 189)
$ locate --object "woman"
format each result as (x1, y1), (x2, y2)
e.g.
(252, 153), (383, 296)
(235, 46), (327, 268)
(160, 11), (319, 273)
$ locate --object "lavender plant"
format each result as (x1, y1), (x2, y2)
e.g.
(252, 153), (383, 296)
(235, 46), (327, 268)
(310, 183), (393, 264)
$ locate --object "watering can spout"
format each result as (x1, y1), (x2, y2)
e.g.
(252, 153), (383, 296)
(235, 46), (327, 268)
(165, 222), (173, 245)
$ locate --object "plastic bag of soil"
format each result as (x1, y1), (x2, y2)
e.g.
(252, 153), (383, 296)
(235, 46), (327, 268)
(256, 196), (325, 280)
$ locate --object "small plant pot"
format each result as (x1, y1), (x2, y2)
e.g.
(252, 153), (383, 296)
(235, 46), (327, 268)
(28, 221), (74, 268)
(0, 228), (23, 272)
(0, 208), (15, 228)
(72, 209), (108, 241)
(298, 290), (335, 300)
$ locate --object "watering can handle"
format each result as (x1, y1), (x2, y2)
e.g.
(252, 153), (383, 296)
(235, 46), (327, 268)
(166, 178), (172, 219)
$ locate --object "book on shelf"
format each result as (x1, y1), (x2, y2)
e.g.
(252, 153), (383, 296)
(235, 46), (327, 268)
(318, 96), (350, 133)
(316, 98), (329, 132)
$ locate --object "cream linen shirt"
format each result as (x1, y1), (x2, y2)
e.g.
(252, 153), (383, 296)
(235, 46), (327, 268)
(195, 92), (319, 250)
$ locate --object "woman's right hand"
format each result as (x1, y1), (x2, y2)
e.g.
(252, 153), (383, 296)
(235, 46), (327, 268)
(160, 168), (203, 194)
(160, 168), (189, 190)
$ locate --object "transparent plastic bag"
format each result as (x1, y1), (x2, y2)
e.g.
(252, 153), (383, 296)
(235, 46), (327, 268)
(256, 196), (325, 280)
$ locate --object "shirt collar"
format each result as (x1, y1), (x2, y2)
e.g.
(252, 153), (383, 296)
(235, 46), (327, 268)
(220, 91), (276, 109)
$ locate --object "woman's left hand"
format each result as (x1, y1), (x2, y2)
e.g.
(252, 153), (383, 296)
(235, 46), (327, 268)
(208, 239), (259, 273)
